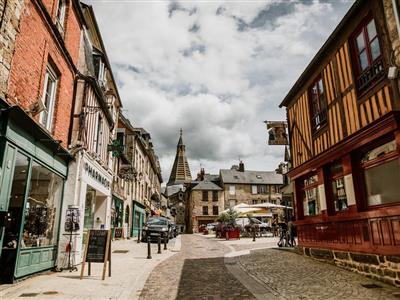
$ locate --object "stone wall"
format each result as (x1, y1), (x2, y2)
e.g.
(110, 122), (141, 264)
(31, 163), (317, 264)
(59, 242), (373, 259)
(191, 189), (224, 232)
(0, 0), (25, 99)
(223, 184), (281, 209)
(300, 246), (400, 287)
(383, 0), (400, 66)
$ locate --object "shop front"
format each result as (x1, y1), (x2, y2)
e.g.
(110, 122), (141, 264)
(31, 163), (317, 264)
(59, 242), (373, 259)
(59, 153), (112, 265)
(0, 105), (70, 283)
(111, 196), (124, 239)
(131, 201), (145, 237)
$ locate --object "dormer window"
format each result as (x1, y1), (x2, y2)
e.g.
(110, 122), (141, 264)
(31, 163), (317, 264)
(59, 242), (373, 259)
(93, 54), (107, 87)
(56, 0), (67, 34)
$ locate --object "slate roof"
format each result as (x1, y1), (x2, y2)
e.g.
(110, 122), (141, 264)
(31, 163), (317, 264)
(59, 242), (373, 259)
(220, 169), (283, 185)
(164, 184), (185, 197)
(192, 181), (222, 191)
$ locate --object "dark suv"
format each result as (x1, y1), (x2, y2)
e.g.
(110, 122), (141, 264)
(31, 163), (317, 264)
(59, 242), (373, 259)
(142, 217), (171, 242)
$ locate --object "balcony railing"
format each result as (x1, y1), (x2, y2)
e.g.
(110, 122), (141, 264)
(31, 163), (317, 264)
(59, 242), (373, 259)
(356, 57), (385, 93)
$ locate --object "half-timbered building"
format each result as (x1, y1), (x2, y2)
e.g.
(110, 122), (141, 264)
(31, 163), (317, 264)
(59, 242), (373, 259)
(280, 0), (400, 286)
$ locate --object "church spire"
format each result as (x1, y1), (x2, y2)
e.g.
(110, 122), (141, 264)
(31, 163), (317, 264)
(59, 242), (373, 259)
(167, 129), (192, 186)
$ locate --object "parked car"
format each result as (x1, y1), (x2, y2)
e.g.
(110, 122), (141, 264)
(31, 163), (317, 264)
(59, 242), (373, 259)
(142, 217), (171, 242)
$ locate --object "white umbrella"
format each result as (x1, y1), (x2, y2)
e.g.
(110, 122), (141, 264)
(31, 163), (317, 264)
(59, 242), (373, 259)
(250, 203), (293, 209)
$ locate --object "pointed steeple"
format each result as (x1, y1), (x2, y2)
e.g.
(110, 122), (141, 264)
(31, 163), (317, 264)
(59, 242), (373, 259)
(167, 129), (192, 186)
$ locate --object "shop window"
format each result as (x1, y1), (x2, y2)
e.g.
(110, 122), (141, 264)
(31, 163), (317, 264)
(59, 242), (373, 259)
(212, 191), (218, 201)
(202, 206), (208, 215)
(330, 161), (348, 211)
(352, 16), (384, 93)
(22, 162), (63, 248)
(39, 65), (58, 131)
(212, 206), (219, 215)
(202, 190), (208, 201)
(361, 140), (399, 206)
(309, 77), (327, 132)
(84, 187), (96, 229)
(301, 174), (321, 216)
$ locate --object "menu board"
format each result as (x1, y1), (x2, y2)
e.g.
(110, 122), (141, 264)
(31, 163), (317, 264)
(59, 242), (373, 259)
(86, 230), (110, 263)
(114, 227), (123, 239)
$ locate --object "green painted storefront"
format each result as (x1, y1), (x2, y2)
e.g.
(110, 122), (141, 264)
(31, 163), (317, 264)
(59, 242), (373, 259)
(0, 103), (70, 283)
(131, 201), (146, 237)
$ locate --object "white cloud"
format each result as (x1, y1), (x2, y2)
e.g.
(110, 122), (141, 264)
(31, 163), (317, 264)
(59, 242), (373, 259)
(88, 0), (354, 182)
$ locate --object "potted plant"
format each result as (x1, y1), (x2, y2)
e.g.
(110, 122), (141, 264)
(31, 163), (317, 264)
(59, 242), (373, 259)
(217, 209), (240, 240)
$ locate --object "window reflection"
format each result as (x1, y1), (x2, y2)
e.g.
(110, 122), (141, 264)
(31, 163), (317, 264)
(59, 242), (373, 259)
(22, 162), (63, 248)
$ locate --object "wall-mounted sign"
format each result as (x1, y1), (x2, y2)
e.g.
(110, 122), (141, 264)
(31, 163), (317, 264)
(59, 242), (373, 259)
(265, 121), (288, 145)
(107, 139), (124, 157)
(84, 162), (111, 189)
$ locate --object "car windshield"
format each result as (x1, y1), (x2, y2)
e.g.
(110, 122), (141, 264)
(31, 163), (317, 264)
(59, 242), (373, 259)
(147, 218), (168, 226)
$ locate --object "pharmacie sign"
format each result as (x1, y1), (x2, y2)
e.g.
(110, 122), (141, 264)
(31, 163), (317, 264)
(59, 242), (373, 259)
(84, 162), (110, 189)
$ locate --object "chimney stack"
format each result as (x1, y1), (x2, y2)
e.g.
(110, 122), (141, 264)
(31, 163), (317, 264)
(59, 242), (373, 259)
(239, 161), (245, 172)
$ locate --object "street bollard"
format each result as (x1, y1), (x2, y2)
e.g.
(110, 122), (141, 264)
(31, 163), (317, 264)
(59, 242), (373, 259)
(163, 233), (167, 250)
(147, 235), (152, 259)
(137, 229), (141, 243)
(157, 234), (162, 254)
(253, 227), (256, 242)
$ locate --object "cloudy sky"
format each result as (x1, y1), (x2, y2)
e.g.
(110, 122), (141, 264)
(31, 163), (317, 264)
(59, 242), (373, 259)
(88, 0), (354, 182)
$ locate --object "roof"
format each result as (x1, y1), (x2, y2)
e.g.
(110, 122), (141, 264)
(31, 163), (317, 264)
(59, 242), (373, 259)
(164, 184), (185, 197)
(279, 0), (361, 108)
(192, 181), (222, 191)
(220, 169), (283, 185)
(167, 130), (192, 186)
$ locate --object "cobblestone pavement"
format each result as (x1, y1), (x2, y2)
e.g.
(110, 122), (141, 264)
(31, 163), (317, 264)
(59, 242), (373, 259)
(139, 234), (255, 300)
(235, 248), (400, 300)
(140, 235), (400, 300)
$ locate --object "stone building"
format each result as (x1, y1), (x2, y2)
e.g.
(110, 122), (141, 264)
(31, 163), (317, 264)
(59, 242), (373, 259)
(0, 0), (24, 98)
(186, 171), (225, 233)
(279, 0), (400, 287)
(220, 162), (283, 211)
(0, 0), (83, 282)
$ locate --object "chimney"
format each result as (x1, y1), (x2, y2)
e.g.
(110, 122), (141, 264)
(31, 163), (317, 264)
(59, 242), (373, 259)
(239, 161), (245, 172)
(200, 168), (205, 181)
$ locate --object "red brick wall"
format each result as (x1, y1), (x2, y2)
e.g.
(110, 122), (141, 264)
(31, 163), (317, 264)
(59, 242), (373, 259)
(7, 0), (81, 147)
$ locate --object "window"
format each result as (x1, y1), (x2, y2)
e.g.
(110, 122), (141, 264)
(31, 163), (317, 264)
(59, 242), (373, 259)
(22, 161), (63, 247)
(309, 77), (327, 132)
(330, 161), (348, 211)
(212, 191), (218, 201)
(251, 185), (257, 194)
(259, 185), (267, 194)
(229, 185), (235, 195)
(301, 174), (321, 216)
(212, 206), (218, 215)
(252, 200), (258, 204)
(362, 140), (399, 206)
(271, 185), (276, 194)
(40, 65), (58, 130)
(202, 206), (208, 215)
(353, 16), (384, 92)
(94, 54), (106, 86)
(95, 114), (103, 153)
(56, 0), (66, 33)
(202, 191), (208, 201)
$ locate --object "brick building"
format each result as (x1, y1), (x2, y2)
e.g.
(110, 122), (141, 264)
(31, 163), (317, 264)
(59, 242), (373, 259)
(280, 0), (400, 287)
(0, 0), (84, 282)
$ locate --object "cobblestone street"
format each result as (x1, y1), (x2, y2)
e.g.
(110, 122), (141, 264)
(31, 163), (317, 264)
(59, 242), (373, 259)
(140, 235), (400, 300)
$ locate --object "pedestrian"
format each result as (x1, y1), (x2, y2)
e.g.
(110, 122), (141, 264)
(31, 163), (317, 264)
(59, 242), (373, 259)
(288, 216), (296, 247)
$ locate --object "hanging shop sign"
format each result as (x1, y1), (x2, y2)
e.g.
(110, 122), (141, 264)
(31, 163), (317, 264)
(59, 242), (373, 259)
(119, 164), (136, 182)
(80, 229), (111, 280)
(107, 139), (124, 157)
(84, 162), (111, 189)
(265, 121), (288, 145)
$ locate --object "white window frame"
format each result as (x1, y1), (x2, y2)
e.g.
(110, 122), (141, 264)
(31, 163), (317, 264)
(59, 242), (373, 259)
(251, 185), (257, 195)
(229, 185), (235, 195)
(95, 114), (103, 154)
(40, 65), (58, 131)
(56, 0), (67, 33)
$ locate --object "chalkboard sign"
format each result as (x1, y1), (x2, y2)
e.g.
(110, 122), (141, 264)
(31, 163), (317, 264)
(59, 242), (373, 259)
(114, 227), (123, 239)
(80, 229), (111, 280)
(86, 230), (109, 262)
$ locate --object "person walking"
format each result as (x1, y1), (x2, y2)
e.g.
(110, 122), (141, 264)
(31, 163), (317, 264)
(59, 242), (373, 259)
(288, 216), (296, 247)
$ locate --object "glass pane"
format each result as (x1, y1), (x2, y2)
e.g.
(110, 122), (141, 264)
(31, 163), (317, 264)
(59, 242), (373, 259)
(84, 187), (96, 229)
(367, 19), (377, 41)
(356, 32), (365, 52)
(370, 38), (381, 61)
(365, 159), (400, 206)
(3, 153), (29, 249)
(362, 140), (396, 163)
(359, 50), (369, 71)
(332, 177), (347, 211)
(22, 162), (63, 248)
(303, 174), (318, 187)
(303, 187), (320, 216)
(318, 79), (324, 94)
